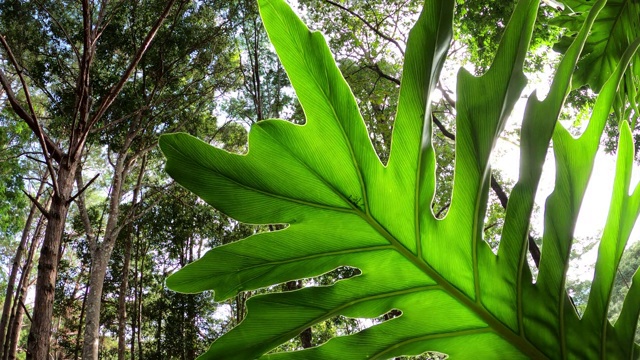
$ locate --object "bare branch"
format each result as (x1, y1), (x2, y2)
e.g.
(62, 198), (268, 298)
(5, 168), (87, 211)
(366, 63), (400, 85)
(21, 189), (50, 218)
(432, 113), (456, 140)
(33, 0), (81, 61)
(0, 34), (63, 194)
(435, 202), (450, 218)
(114, 182), (173, 234)
(20, 299), (33, 323)
(68, 173), (100, 205)
(322, 0), (405, 56)
(0, 36), (37, 121)
(88, 0), (179, 129)
(437, 81), (456, 108)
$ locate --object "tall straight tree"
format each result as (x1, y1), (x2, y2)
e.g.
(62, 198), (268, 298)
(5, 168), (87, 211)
(70, 2), (239, 358)
(0, 1), (178, 358)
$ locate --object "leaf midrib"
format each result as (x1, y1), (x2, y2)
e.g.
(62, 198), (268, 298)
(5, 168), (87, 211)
(357, 207), (549, 359)
(230, 3), (546, 357)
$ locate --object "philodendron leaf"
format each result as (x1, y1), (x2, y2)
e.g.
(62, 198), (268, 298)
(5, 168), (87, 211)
(160, 0), (640, 358)
(553, 0), (640, 121)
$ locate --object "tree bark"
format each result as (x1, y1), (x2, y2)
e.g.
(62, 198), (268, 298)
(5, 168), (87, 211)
(130, 241), (138, 360)
(136, 244), (145, 360)
(27, 161), (77, 360)
(116, 236), (132, 360)
(82, 156), (127, 360)
(0, 1), (178, 357)
(117, 156), (144, 360)
(82, 250), (111, 360)
(74, 280), (89, 360)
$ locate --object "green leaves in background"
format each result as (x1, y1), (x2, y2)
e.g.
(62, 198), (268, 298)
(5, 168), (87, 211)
(553, 0), (640, 123)
(160, 0), (640, 358)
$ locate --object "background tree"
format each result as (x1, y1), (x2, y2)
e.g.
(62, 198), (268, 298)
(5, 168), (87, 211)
(0, 0), (180, 357)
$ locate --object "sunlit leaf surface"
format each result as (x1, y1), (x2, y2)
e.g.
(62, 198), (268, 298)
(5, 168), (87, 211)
(160, 0), (640, 358)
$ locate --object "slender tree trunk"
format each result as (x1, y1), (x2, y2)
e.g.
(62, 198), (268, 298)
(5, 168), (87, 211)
(130, 243), (138, 360)
(1, 1), (177, 357)
(74, 279), (89, 360)
(27, 161), (77, 360)
(0, 177), (46, 356)
(7, 211), (46, 360)
(283, 280), (312, 348)
(82, 188), (128, 360)
(137, 248), (145, 360)
(155, 283), (163, 357)
(82, 251), (111, 360)
(117, 237), (132, 360)
(118, 156), (145, 360)
(185, 238), (196, 360)
(82, 151), (128, 360)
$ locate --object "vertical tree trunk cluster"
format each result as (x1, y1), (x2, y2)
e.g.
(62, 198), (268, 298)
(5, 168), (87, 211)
(0, 174), (48, 360)
(0, 1), (178, 358)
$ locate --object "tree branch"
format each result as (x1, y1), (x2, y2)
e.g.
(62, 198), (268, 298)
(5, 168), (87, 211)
(88, 0), (179, 129)
(432, 113), (456, 140)
(366, 63), (400, 85)
(68, 172), (100, 205)
(20, 298), (33, 323)
(74, 164), (96, 240)
(0, 34), (63, 195)
(322, 0), (405, 56)
(437, 81), (456, 108)
(21, 189), (50, 218)
(33, 0), (81, 62)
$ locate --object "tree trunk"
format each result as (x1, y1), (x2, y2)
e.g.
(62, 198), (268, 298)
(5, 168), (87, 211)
(185, 238), (196, 360)
(0, 177), (46, 356)
(156, 285), (163, 357)
(116, 236), (132, 360)
(82, 250), (110, 360)
(7, 210), (46, 360)
(81, 151), (128, 360)
(74, 280), (89, 360)
(118, 156), (144, 360)
(27, 161), (77, 360)
(130, 244), (138, 360)
(136, 242), (147, 360)
(284, 280), (312, 348)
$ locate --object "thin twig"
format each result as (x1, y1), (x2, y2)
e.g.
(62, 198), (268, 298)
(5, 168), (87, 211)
(20, 298), (33, 323)
(33, 0), (81, 61)
(437, 81), (456, 108)
(0, 36), (38, 122)
(435, 202), (450, 218)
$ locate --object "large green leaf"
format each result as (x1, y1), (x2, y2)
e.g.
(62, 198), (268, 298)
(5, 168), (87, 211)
(160, 0), (640, 358)
(553, 0), (640, 121)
